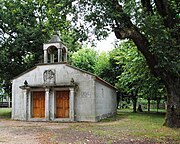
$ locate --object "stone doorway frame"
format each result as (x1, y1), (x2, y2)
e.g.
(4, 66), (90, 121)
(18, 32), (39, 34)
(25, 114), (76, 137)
(52, 87), (75, 122)
(21, 86), (75, 122)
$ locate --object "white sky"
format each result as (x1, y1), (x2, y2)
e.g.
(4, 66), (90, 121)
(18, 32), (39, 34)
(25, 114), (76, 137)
(95, 33), (117, 53)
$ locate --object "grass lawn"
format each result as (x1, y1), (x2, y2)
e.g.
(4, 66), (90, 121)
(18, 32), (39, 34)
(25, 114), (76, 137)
(0, 108), (11, 118)
(68, 109), (180, 143)
(117, 109), (179, 142)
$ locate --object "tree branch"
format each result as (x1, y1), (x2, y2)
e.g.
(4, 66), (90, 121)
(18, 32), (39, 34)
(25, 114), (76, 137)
(154, 0), (174, 28)
(141, 0), (153, 14)
(113, 25), (160, 77)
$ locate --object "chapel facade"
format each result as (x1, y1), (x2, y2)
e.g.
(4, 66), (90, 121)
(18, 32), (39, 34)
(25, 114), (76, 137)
(12, 35), (117, 122)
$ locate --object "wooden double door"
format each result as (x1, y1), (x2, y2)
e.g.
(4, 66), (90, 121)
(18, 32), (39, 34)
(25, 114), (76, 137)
(32, 90), (70, 119)
(56, 91), (70, 118)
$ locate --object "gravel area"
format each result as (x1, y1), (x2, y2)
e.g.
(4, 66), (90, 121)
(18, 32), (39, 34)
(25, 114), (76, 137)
(0, 119), (68, 144)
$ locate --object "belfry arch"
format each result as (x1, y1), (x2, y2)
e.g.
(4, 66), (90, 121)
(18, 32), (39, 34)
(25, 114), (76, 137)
(43, 35), (68, 63)
(47, 46), (58, 63)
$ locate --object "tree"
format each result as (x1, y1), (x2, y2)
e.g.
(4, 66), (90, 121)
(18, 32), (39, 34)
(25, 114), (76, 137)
(71, 46), (98, 73)
(75, 0), (179, 128)
(94, 52), (109, 77)
(115, 41), (166, 113)
(94, 50), (122, 85)
(0, 0), (84, 95)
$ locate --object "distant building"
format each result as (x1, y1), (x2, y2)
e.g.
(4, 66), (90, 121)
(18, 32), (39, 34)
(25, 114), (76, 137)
(12, 35), (117, 122)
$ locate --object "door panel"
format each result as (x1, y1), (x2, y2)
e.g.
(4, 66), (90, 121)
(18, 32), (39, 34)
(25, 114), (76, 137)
(56, 91), (69, 118)
(32, 91), (45, 118)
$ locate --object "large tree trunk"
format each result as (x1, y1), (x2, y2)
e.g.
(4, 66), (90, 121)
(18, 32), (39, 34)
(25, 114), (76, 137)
(164, 77), (180, 128)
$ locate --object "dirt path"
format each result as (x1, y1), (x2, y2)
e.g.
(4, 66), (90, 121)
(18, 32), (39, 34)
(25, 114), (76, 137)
(0, 119), (69, 144)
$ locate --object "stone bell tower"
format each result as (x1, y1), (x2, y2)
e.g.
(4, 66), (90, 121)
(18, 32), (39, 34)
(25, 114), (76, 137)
(43, 34), (68, 63)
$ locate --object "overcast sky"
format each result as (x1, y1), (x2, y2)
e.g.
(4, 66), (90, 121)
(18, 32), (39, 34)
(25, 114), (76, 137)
(95, 33), (117, 53)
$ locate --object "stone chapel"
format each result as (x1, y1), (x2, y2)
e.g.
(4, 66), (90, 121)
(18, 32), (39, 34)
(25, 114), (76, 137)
(12, 35), (117, 122)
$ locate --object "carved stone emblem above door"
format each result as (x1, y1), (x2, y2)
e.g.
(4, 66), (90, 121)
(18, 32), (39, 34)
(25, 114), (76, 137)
(43, 69), (56, 85)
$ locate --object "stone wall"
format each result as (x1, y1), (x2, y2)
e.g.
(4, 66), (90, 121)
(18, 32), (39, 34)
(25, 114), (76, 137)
(95, 80), (117, 121)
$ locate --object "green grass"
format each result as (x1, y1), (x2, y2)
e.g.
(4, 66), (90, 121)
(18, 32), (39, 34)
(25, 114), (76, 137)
(69, 109), (180, 143)
(0, 108), (12, 118)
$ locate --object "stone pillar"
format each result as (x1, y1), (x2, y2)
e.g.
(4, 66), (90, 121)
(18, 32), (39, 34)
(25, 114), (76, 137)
(69, 88), (74, 121)
(11, 84), (15, 119)
(23, 89), (28, 120)
(58, 48), (61, 62)
(28, 91), (31, 120)
(60, 49), (62, 62)
(45, 88), (50, 120)
(44, 50), (48, 63)
(51, 91), (55, 120)
(64, 52), (67, 62)
(50, 53), (54, 63)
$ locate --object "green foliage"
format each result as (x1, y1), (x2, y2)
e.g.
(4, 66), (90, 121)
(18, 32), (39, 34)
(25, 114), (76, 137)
(71, 47), (98, 73)
(141, 14), (179, 76)
(115, 40), (166, 103)
(94, 52), (109, 75)
(94, 48), (123, 85)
